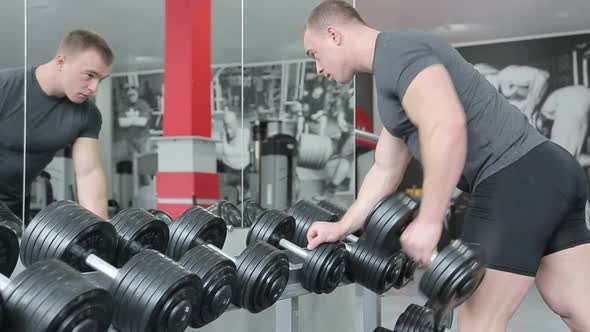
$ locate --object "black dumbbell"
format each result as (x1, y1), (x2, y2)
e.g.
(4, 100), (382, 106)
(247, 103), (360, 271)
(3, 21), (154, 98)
(167, 206), (290, 314)
(0, 221), (114, 331)
(363, 192), (420, 255)
(147, 208), (174, 226)
(245, 201), (348, 294)
(113, 207), (229, 328)
(378, 301), (453, 332)
(366, 192), (486, 310)
(123, 207), (235, 327)
(207, 200), (243, 228)
(20, 200), (203, 332)
(288, 200), (411, 294)
(0, 202), (23, 238)
(316, 199), (347, 218)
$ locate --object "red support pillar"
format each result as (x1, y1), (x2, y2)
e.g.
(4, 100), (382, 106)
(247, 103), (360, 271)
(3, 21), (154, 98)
(155, 0), (218, 217)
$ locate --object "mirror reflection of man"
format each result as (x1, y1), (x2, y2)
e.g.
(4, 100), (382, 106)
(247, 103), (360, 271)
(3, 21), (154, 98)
(0, 29), (113, 221)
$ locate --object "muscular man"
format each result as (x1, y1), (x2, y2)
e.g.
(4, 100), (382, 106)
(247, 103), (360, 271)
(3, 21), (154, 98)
(0, 29), (112, 221)
(302, 2), (590, 331)
(474, 63), (550, 125)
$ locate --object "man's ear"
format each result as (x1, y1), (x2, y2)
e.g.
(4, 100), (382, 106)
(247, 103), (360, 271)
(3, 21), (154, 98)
(55, 55), (66, 71)
(326, 26), (343, 45)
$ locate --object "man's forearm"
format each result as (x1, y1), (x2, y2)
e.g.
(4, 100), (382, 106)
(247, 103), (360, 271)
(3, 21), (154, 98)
(419, 122), (466, 224)
(77, 169), (108, 219)
(340, 163), (405, 235)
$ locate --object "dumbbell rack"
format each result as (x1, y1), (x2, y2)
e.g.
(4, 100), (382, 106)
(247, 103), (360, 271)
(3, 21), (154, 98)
(10, 215), (381, 332)
(75, 227), (383, 332)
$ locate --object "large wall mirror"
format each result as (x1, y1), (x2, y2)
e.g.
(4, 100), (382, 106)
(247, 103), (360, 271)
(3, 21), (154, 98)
(0, 0), (25, 226)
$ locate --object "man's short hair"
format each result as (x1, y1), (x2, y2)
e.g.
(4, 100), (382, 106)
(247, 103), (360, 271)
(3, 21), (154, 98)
(57, 29), (114, 66)
(305, 0), (366, 32)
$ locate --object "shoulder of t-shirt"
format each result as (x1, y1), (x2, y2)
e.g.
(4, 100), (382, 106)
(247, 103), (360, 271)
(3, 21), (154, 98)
(383, 29), (442, 45)
(0, 67), (26, 87)
(382, 29), (446, 98)
(87, 100), (102, 114)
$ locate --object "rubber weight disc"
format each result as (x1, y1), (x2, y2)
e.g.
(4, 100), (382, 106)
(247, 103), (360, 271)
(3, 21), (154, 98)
(232, 241), (289, 313)
(20, 200), (118, 272)
(110, 249), (202, 332)
(167, 206), (227, 260)
(3, 259), (113, 332)
(288, 200), (337, 247)
(177, 245), (236, 328)
(111, 208), (169, 267)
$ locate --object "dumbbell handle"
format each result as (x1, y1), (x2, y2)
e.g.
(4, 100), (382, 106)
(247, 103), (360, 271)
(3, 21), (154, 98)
(204, 243), (236, 264)
(278, 238), (309, 260)
(86, 253), (119, 279)
(0, 273), (9, 290)
(70, 243), (119, 280)
(345, 234), (359, 243)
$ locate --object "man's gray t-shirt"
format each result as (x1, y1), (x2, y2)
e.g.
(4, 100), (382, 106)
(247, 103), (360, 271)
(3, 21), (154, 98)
(0, 67), (102, 208)
(373, 30), (547, 192)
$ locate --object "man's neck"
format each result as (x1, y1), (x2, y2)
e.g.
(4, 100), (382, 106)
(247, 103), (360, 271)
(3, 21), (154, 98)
(351, 27), (381, 74)
(35, 63), (65, 97)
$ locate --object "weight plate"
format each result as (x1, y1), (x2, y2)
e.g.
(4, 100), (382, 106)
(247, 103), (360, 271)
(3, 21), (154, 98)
(394, 304), (419, 332)
(344, 241), (361, 282)
(0, 201), (23, 237)
(375, 203), (414, 256)
(300, 242), (347, 294)
(350, 239), (393, 294)
(0, 222), (19, 277)
(3, 259), (113, 332)
(178, 245), (236, 327)
(317, 200), (347, 219)
(419, 246), (462, 306)
(350, 240), (379, 291)
(148, 209), (174, 226)
(168, 206), (227, 260)
(366, 249), (396, 294)
(288, 200), (337, 247)
(374, 252), (404, 292)
(431, 246), (475, 307)
(111, 249), (202, 332)
(415, 305), (436, 332)
(207, 201), (242, 228)
(233, 241), (289, 313)
(20, 200), (118, 272)
(111, 208), (169, 267)
(239, 199), (264, 227)
(373, 328), (392, 332)
(246, 210), (295, 247)
(364, 193), (413, 255)
(393, 252), (418, 290)
(440, 256), (485, 309)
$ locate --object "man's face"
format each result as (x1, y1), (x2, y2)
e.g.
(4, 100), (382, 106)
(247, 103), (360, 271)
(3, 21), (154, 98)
(57, 49), (112, 104)
(126, 86), (139, 103)
(303, 28), (354, 84)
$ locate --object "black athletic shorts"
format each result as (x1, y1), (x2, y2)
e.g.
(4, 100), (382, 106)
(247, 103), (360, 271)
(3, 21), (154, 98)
(461, 141), (590, 277)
